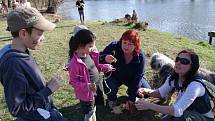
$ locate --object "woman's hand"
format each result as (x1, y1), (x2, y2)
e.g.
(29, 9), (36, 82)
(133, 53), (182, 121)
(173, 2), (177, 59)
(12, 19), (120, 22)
(138, 88), (152, 97)
(125, 100), (136, 111)
(135, 100), (151, 110)
(105, 55), (117, 63)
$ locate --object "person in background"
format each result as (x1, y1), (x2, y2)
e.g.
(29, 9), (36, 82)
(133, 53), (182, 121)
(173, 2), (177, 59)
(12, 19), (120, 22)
(100, 29), (151, 110)
(19, 0), (31, 8)
(131, 9), (137, 23)
(76, 0), (85, 24)
(12, 0), (19, 9)
(0, 0), (8, 15)
(135, 49), (214, 121)
(0, 7), (66, 121)
(68, 29), (114, 121)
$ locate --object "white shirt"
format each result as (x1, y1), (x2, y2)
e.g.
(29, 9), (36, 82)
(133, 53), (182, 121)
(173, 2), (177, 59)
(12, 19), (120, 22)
(159, 77), (214, 118)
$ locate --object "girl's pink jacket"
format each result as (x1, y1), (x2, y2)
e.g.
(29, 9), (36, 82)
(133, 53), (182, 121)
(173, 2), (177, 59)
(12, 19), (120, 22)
(68, 51), (110, 102)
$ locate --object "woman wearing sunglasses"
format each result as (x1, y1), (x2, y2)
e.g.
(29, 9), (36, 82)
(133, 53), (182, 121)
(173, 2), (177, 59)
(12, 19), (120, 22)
(135, 49), (214, 121)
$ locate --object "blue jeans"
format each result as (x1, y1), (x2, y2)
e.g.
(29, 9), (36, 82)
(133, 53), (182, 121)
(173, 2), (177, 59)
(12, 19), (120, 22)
(160, 110), (214, 121)
(106, 77), (151, 102)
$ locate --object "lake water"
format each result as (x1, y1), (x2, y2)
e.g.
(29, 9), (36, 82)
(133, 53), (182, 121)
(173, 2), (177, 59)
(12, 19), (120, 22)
(58, 0), (215, 44)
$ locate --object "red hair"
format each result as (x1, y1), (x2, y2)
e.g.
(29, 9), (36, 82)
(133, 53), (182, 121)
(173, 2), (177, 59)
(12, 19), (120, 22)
(120, 30), (141, 56)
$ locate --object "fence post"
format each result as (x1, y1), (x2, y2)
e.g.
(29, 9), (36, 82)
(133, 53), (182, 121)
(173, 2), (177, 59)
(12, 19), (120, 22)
(208, 31), (215, 45)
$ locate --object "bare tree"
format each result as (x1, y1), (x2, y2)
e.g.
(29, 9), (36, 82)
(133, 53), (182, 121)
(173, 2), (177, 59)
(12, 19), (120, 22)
(7, 0), (11, 8)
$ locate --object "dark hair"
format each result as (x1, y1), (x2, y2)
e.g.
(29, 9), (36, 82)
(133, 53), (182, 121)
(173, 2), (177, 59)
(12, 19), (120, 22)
(119, 30), (141, 56)
(169, 49), (199, 89)
(11, 27), (33, 38)
(68, 29), (96, 59)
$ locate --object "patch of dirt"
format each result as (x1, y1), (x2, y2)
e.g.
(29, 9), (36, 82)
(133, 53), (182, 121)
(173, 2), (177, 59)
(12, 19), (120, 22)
(95, 97), (162, 121)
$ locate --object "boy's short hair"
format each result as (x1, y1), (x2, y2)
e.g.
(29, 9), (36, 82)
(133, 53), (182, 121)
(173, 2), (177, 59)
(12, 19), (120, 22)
(11, 27), (33, 38)
(7, 7), (55, 32)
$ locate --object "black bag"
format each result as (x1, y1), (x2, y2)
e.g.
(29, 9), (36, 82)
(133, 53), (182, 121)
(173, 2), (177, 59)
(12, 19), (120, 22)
(194, 79), (215, 115)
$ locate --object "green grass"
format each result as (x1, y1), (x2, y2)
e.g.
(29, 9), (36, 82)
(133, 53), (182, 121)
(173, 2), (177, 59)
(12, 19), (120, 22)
(0, 17), (215, 121)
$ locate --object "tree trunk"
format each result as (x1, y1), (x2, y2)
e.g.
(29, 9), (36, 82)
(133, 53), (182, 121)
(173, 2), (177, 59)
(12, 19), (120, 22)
(46, 0), (57, 14)
(7, 0), (11, 8)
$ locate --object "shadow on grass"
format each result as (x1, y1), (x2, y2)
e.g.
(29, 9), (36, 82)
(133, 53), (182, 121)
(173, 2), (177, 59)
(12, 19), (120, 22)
(55, 25), (74, 35)
(56, 25), (73, 29)
(59, 103), (83, 121)
(59, 96), (160, 121)
(0, 14), (7, 21)
(0, 36), (12, 42)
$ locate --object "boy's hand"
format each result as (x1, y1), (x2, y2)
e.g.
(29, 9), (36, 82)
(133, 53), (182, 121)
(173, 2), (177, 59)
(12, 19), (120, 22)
(47, 76), (62, 92)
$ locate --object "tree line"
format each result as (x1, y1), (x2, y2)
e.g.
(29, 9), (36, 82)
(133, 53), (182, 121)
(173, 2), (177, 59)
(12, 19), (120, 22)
(2, 0), (63, 13)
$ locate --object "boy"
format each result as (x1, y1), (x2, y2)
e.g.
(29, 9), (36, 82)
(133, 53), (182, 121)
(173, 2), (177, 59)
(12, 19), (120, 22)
(0, 7), (66, 121)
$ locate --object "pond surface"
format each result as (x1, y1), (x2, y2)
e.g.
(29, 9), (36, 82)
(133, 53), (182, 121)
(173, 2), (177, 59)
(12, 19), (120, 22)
(58, 0), (215, 44)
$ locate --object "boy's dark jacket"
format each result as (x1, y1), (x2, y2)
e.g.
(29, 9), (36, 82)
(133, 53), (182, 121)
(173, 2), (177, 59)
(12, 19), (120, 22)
(0, 48), (55, 120)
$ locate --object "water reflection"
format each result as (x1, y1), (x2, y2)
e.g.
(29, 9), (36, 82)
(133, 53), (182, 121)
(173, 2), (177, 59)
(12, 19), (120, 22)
(58, 0), (215, 42)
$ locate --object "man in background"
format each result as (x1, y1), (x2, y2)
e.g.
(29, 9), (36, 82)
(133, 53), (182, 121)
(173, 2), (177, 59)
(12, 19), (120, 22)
(76, 0), (85, 24)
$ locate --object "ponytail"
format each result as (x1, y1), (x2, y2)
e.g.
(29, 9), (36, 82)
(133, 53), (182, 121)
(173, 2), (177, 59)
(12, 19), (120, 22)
(68, 29), (96, 59)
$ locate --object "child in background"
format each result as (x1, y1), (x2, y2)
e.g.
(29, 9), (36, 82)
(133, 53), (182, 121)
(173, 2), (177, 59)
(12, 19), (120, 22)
(68, 29), (114, 121)
(20, 0), (31, 8)
(12, 0), (19, 9)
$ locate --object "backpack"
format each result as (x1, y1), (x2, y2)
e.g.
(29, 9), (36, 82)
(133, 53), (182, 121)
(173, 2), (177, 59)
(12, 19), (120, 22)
(194, 79), (215, 114)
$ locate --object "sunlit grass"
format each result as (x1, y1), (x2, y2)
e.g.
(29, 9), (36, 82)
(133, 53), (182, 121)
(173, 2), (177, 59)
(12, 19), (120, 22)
(0, 17), (215, 121)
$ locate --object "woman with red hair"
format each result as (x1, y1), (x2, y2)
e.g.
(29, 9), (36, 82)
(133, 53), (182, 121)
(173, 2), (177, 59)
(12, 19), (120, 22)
(100, 30), (151, 110)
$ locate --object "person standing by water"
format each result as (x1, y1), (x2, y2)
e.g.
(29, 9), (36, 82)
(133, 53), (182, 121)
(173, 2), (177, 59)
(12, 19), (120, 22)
(0, 0), (8, 15)
(76, 0), (85, 24)
(131, 9), (138, 23)
(12, 0), (19, 9)
(19, 0), (31, 8)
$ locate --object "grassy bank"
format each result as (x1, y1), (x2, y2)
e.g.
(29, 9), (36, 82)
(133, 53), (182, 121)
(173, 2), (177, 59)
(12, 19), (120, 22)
(0, 17), (215, 121)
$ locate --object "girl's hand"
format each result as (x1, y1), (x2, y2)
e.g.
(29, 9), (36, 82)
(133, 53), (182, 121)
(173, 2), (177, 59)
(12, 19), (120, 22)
(105, 55), (117, 63)
(89, 83), (96, 92)
(135, 100), (151, 110)
(90, 46), (98, 52)
(106, 64), (116, 72)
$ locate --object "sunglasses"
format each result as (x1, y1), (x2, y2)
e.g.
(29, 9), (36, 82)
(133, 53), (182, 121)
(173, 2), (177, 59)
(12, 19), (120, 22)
(175, 57), (191, 65)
